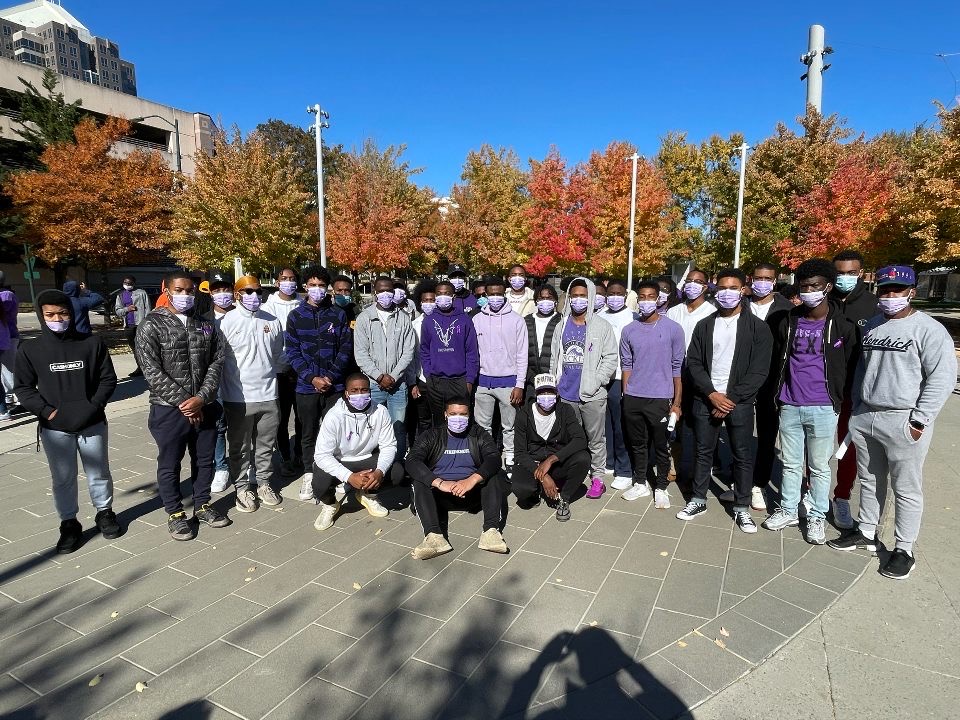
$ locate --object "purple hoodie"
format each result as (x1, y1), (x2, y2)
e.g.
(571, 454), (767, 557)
(473, 302), (529, 389)
(420, 307), (480, 383)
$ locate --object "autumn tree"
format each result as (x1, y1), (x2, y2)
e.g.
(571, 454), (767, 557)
(5, 116), (174, 267)
(255, 118), (347, 201)
(171, 126), (314, 274)
(11, 69), (85, 163)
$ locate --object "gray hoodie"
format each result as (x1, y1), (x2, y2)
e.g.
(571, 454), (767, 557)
(549, 277), (618, 401)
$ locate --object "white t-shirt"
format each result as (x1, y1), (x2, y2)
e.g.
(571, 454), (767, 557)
(533, 406), (557, 439)
(749, 299), (774, 321)
(174, 312), (190, 326)
(710, 315), (739, 395)
(507, 287), (534, 316)
(598, 308), (634, 380)
(533, 313), (556, 354)
(667, 301), (717, 351)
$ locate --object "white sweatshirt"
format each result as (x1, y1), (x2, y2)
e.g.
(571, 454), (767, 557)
(262, 292), (301, 371)
(315, 398), (397, 482)
(218, 306), (283, 403)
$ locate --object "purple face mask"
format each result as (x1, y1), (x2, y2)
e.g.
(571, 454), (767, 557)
(606, 295), (626, 312)
(683, 283), (705, 300)
(394, 288), (407, 304)
(569, 297), (589, 314)
(169, 293), (195, 312)
(435, 295), (454, 310)
(278, 280), (298, 296)
(447, 415), (469, 433)
(347, 393), (371, 412)
(536, 299), (556, 315)
(240, 293), (261, 312)
(715, 289), (742, 309)
(657, 290), (669, 306)
(878, 296), (911, 316)
(45, 319), (70, 333)
(486, 295), (506, 312)
(212, 291), (233, 309)
(536, 394), (557, 411)
(307, 286), (326, 303)
(594, 296), (607, 311)
(420, 301), (436, 315)
(637, 300), (658, 317)
(376, 291), (395, 309)
(509, 276), (526, 290)
(751, 280), (774, 298)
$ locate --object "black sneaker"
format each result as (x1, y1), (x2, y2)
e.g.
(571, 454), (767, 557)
(826, 526), (878, 554)
(56, 518), (83, 554)
(94, 509), (122, 540)
(167, 511), (195, 541)
(879, 548), (916, 580)
(195, 504), (231, 528)
(555, 498), (571, 522)
(676, 501), (707, 521)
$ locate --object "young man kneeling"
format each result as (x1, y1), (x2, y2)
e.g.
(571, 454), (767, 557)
(406, 397), (509, 559)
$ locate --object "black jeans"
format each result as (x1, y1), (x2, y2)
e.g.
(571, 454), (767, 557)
(426, 376), (468, 427)
(691, 397), (755, 508)
(148, 403), (220, 515)
(296, 392), (336, 469)
(276, 372), (302, 463)
(752, 392), (778, 489)
(412, 471), (508, 535)
(311, 452), (405, 504)
(623, 396), (672, 491)
(511, 449), (591, 503)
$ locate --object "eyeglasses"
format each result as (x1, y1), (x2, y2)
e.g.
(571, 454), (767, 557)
(240, 288), (260, 295)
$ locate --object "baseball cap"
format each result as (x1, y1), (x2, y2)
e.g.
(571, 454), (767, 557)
(209, 271), (233, 289)
(447, 264), (467, 277)
(875, 265), (916, 287)
(534, 373), (557, 392)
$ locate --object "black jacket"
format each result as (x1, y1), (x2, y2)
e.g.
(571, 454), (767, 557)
(769, 305), (858, 412)
(829, 280), (878, 338)
(406, 424), (501, 487)
(524, 313), (561, 385)
(750, 293), (793, 320)
(14, 290), (117, 432)
(687, 306), (773, 405)
(514, 399), (588, 472)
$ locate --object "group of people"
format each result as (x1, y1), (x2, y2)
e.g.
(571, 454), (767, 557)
(11, 252), (956, 580)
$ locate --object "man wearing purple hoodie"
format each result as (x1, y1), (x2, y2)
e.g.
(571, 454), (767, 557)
(473, 276), (529, 472)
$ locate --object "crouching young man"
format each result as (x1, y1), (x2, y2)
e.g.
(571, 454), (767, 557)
(511, 373), (591, 523)
(312, 374), (404, 531)
(406, 397), (509, 559)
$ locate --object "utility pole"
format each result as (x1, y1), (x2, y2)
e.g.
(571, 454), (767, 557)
(626, 153), (639, 291)
(800, 24), (833, 113)
(307, 104), (330, 266)
(733, 143), (749, 268)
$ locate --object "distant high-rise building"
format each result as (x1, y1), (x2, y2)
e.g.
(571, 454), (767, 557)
(0, 0), (136, 95)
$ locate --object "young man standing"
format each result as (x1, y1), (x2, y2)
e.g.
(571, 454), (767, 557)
(762, 259), (857, 544)
(136, 272), (230, 540)
(679, 268), (772, 533)
(354, 276), (417, 457)
(828, 266), (956, 580)
(62, 280), (104, 336)
(667, 269), (716, 349)
(472, 276), (528, 472)
(205, 272), (234, 493)
(599, 279), (635, 491)
(114, 275), (151, 377)
(506, 265), (535, 316)
(828, 249), (879, 528)
(448, 264), (477, 314)
(331, 275), (358, 325)
(420, 279), (479, 427)
(285, 266), (354, 501)
(15, 290), (120, 552)
(747, 263), (792, 321)
(393, 279), (417, 321)
(524, 284), (561, 400)
(550, 277), (618, 499)
(619, 281), (685, 508)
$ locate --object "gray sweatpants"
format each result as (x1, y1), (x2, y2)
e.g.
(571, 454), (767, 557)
(473, 386), (517, 459)
(851, 408), (933, 552)
(224, 400), (280, 492)
(562, 397), (607, 477)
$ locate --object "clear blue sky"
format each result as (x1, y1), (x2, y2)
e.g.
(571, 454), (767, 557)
(68, 0), (960, 193)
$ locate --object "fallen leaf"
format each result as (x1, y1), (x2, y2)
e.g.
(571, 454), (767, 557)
(75, 565), (80, 569)
(659, 552), (669, 557)
(589, 620), (598, 627)
(110, 611), (119, 618)
(244, 577), (251, 582)
(247, 567), (257, 573)
(693, 629), (705, 638)
(135, 681), (148, 693)
(720, 627), (730, 637)
(374, 529), (382, 536)
(212, 546), (217, 550)
(677, 640), (687, 648)
(714, 638), (726, 649)
(88, 673), (104, 687)
(555, 578), (563, 582)
(353, 582), (362, 590)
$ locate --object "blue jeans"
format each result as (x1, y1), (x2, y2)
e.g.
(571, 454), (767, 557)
(371, 380), (408, 458)
(40, 422), (113, 521)
(214, 401), (228, 472)
(604, 380), (631, 477)
(778, 404), (838, 520)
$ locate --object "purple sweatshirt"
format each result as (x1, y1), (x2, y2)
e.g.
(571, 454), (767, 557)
(619, 317), (685, 399)
(473, 303), (529, 389)
(420, 308), (480, 382)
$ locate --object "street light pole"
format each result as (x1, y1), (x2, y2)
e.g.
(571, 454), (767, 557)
(626, 152), (639, 292)
(307, 104), (330, 266)
(734, 142), (749, 268)
(130, 114), (182, 173)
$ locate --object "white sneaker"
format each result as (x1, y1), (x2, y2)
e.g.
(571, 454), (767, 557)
(357, 491), (388, 518)
(314, 500), (341, 531)
(751, 486), (767, 512)
(622, 482), (651, 501)
(257, 484), (282, 506)
(299, 473), (315, 502)
(235, 489), (258, 513)
(832, 498), (854, 529)
(719, 487), (734, 502)
(654, 489), (670, 509)
(211, 470), (230, 494)
(611, 476), (633, 491)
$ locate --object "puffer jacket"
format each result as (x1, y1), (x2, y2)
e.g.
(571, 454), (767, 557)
(134, 307), (224, 407)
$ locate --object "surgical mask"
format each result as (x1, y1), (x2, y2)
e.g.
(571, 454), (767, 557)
(751, 280), (774, 298)
(347, 393), (371, 412)
(420, 301), (436, 315)
(683, 283), (705, 300)
(486, 295), (506, 312)
(657, 290), (669, 306)
(45, 319), (70, 333)
(447, 415), (469, 433)
(240, 293), (261, 312)
(394, 288), (407, 304)
(569, 297), (589, 313)
(279, 280), (298, 296)
(537, 299), (556, 315)
(879, 295), (911, 315)
(509, 276), (526, 291)
(450, 278), (466, 292)
(376, 291), (395, 309)
(715, 289), (742, 309)
(476, 296), (488, 308)
(536, 394), (557, 411)
(835, 275), (858, 293)
(637, 300), (658, 317)
(435, 295), (454, 310)
(122, 284), (134, 291)
(594, 296), (607, 311)
(799, 290), (826, 308)
(606, 295), (626, 311)
(169, 293), (195, 312)
(307, 286), (326, 303)
(212, 292), (233, 309)
(334, 295), (350, 307)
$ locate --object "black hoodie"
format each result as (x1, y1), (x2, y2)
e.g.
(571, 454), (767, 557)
(14, 290), (117, 432)
(829, 280), (878, 338)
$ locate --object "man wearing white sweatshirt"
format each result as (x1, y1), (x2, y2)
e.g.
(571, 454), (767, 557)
(220, 275), (284, 513)
(313, 373), (403, 530)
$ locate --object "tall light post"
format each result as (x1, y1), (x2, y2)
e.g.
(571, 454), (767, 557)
(626, 152), (640, 291)
(733, 142), (750, 268)
(307, 104), (330, 266)
(131, 114), (181, 173)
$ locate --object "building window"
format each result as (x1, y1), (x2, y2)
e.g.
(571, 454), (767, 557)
(69, 46), (76, 56)
(2, 26), (9, 36)
(70, 59), (78, 69)
(110, 60), (117, 70)
(56, 29), (64, 38)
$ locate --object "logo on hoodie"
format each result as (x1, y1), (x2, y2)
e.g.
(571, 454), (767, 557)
(434, 318), (458, 349)
(50, 361), (84, 372)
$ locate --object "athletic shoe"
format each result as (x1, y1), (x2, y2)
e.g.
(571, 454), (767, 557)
(94, 509), (122, 539)
(357, 491), (389, 518)
(806, 517), (826, 545)
(313, 500), (341, 531)
(751, 487), (767, 512)
(654, 489), (671, 509)
(585, 477), (606, 499)
(879, 548), (915, 580)
(676, 501), (707, 521)
(56, 518), (83, 554)
(555, 498), (571, 522)
(832, 498), (854, 529)
(411, 532), (453, 560)
(195, 503), (231, 528)
(827, 526), (878, 553)
(762, 509), (800, 531)
(719, 487), (734, 502)
(235, 489), (258, 513)
(257, 484), (282, 507)
(735, 511), (758, 534)
(0, 412), (11, 422)
(211, 470), (230, 494)
(298, 473), (315, 502)
(622, 482), (651, 502)
(167, 511), (194, 541)
(478, 528), (509, 554)
(611, 475), (633, 491)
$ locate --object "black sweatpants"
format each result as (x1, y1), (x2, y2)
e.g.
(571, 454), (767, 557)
(623, 396), (672, 491)
(276, 372), (302, 463)
(296, 391), (336, 469)
(752, 393), (778, 489)
(511, 449), (591, 502)
(691, 397), (755, 508)
(426, 376), (468, 427)
(311, 452), (405, 504)
(412, 471), (508, 535)
(148, 403), (220, 515)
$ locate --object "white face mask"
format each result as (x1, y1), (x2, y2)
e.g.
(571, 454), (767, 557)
(122, 284), (134, 291)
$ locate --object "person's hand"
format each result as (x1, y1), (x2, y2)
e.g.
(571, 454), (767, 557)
(711, 408), (729, 420)
(540, 475), (559, 501)
(187, 414), (202, 427)
(909, 426), (923, 441)
(534, 455), (558, 482)
(179, 396), (204, 417)
(411, 385), (421, 399)
(671, 404), (682, 420)
(312, 376), (332, 393)
(450, 476), (479, 497)
(126, 304), (136, 313)
(347, 471), (369, 490)
(47, 409), (58, 420)
(379, 374), (395, 390)
(466, 383), (474, 395)
(433, 478), (453, 493)
(365, 469), (384, 491)
(708, 392), (735, 413)
(510, 388), (524, 407)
